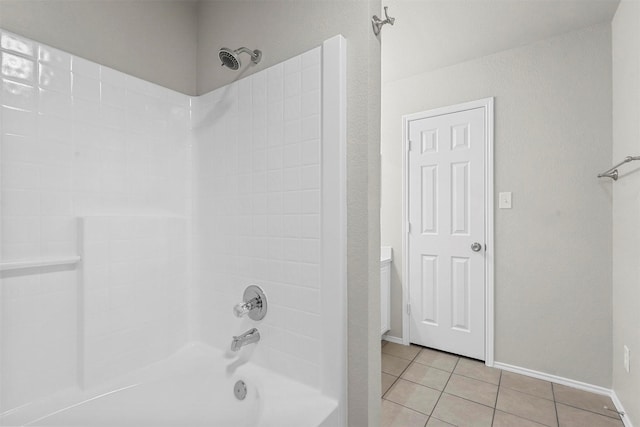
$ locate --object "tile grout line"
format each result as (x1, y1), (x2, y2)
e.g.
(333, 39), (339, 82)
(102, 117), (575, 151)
(490, 369), (503, 426)
(551, 383), (560, 427)
(381, 344), (421, 399)
(427, 353), (459, 420)
(382, 345), (437, 422)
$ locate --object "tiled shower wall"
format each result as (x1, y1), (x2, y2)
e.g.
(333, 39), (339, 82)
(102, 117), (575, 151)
(80, 216), (187, 388)
(0, 30), (190, 411)
(192, 47), (324, 388)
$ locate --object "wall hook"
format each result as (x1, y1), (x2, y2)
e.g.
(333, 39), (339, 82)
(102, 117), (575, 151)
(372, 6), (395, 36)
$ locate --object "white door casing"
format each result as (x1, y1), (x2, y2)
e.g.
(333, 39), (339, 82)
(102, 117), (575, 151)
(403, 98), (494, 363)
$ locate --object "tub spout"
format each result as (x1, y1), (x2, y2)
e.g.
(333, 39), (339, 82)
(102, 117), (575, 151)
(231, 328), (260, 352)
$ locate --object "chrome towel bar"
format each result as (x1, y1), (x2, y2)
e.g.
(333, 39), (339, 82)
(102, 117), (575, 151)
(597, 156), (640, 181)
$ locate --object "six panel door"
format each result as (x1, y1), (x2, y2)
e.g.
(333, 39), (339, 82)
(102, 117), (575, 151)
(408, 106), (486, 360)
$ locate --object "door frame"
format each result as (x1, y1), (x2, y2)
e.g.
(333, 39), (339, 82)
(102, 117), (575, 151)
(401, 97), (495, 366)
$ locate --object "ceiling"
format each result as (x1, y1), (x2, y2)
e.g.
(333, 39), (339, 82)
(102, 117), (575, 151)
(382, 0), (621, 83)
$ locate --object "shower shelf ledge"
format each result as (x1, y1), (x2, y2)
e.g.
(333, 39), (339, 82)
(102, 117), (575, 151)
(0, 256), (81, 272)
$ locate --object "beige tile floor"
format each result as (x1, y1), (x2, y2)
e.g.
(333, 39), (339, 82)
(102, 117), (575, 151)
(381, 341), (624, 427)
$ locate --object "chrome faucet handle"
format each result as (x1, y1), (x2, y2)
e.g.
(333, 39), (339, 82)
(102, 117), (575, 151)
(233, 298), (258, 317)
(233, 285), (267, 321)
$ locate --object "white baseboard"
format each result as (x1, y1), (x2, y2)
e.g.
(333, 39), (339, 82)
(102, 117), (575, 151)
(611, 390), (634, 427)
(381, 334), (404, 345)
(493, 362), (611, 396)
(494, 361), (633, 427)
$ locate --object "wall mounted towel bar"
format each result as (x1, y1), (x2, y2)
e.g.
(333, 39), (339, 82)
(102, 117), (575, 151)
(598, 156), (640, 181)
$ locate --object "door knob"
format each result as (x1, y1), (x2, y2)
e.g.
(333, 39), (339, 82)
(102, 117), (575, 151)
(471, 242), (482, 252)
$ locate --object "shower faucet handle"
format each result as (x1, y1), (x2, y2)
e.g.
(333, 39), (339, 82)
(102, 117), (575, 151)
(233, 285), (267, 321)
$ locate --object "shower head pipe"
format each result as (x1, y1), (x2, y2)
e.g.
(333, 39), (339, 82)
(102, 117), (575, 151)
(235, 47), (261, 64)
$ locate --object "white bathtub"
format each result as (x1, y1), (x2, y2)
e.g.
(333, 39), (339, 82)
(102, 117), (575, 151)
(0, 343), (338, 427)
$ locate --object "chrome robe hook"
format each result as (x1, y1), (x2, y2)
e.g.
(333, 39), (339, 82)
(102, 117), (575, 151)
(372, 6), (395, 35)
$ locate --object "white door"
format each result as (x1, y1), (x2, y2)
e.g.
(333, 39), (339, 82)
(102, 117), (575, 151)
(407, 105), (487, 360)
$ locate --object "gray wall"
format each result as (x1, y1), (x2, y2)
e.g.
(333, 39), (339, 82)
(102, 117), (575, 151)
(612, 1), (640, 423)
(381, 24), (613, 386)
(0, 0), (198, 95)
(196, 3), (382, 424)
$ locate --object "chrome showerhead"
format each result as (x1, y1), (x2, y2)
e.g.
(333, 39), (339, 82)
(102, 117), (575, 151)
(219, 47), (262, 71)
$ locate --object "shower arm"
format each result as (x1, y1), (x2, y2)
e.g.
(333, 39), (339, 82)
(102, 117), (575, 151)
(236, 47), (262, 63)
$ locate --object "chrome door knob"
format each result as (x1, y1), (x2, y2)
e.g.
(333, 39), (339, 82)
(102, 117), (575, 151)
(471, 242), (482, 252)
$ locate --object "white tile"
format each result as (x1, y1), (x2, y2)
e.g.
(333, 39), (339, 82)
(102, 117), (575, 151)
(301, 190), (320, 214)
(2, 106), (36, 136)
(302, 65), (320, 92)
(284, 72), (301, 98)
(39, 45), (71, 70)
(252, 150), (266, 172)
(41, 241), (76, 258)
(39, 88), (72, 118)
(2, 242), (40, 259)
(284, 120), (301, 145)
(282, 215), (301, 238)
(301, 47), (321, 69)
(1, 32), (35, 57)
(41, 216), (75, 242)
(100, 104), (124, 129)
(1, 52), (35, 82)
(2, 189), (40, 216)
(40, 191), (73, 216)
(283, 55), (301, 75)
(72, 73), (100, 101)
(2, 79), (37, 111)
(40, 165), (72, 191)
(252, 104), (267, 130)
(39, 64), (71, 93)
(267, 147), (283, 170)
(100, 65), (126, 86)
(282, 261), (301, 284)
(267, 63), (284, 81)
(284, 96), (301, 121)
(283, 143), (301, 168)
(101, 81), (126, 106)
(283, 168), (301, 191)
(1, 134), (36, 162)
(299, 239), (320, 263)
(267, 192), (283, 214)
(300, 139), (320, 165)
(252, 71), (267, 107)
(34, 138), (73, 166)
(282, 191), (301, 214)
(38, 113), (71, 142)
(267, 123), (283, 147)
(1, 216), (40, 244)
(301, 115), (320, 141)
(72, 56), (100, 78)
(300, 215), (320, 238)
(300, 165), (320, 189)
(300, 263), (320, 288)
(267, 215), (283, 236)
(301, 90), (320, 117)
(267, 101), (283, 124)
(267, 170), (282, 191)
(73, 98), (100, 125)
(267, 76), (283, 105)
(1, 161), (39, 189)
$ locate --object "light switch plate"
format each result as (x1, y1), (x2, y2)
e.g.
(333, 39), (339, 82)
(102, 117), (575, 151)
(499, 192), (512, 209)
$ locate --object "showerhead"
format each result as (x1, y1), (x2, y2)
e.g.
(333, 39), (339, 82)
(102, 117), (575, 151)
(219, 48), (240, 70)
(219, 47), (262, 71)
